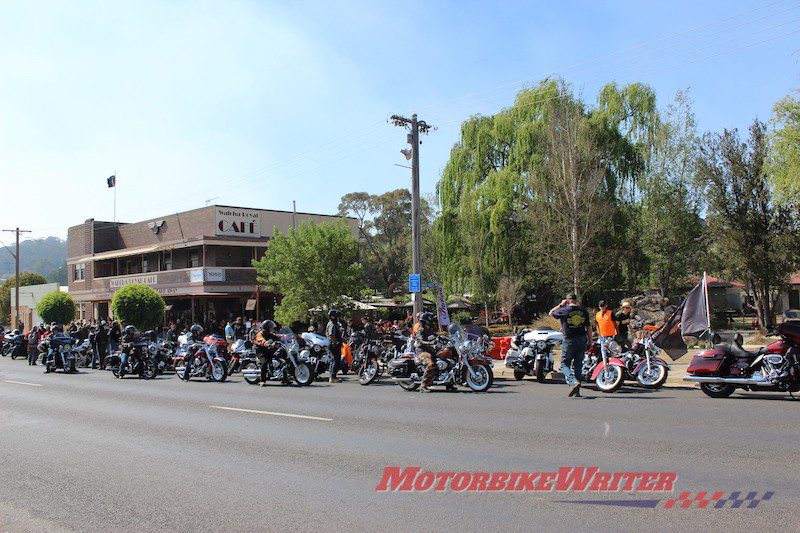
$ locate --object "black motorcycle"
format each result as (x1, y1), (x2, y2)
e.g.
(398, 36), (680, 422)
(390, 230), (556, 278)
(241, 327), (314, 386)
(350, 332), (391, 385)
(105, 338), (158, 379)
(3, 330), (28, 360)
(40, 334), (78, 373)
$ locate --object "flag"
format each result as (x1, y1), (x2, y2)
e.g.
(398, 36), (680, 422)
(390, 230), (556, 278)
(435, 285), (451, 326)
(652, 277), (710, 360)
(107, 175), (116, 188)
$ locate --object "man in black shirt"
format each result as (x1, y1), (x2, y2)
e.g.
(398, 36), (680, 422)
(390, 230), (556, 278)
(614, 301), (633, 351)
(325, 309), (344, 383)
(550, 293), (593, 398)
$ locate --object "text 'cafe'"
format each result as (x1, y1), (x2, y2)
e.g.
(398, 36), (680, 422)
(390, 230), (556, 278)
(66, 205), (359, 324)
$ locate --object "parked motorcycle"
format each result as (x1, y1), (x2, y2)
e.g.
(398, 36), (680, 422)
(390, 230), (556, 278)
(580, 338), (626, 392)
(349, 332), (392, 385)
(73, 339), (94, 368)
(175, 335), (228, 382)
(388, 323), (494, 392)
(224, 338), (251, 375)
(2, 330), (27, 360)
(40, 334), (78, 374)
(106, 336), (158, 379)
(683, 322), (800, 398)
(620, 330), (670, 388)
(148, 337), (177, 374)
(242, 327), (314, 386)
(299, 330), (333, 379)
(505, 328), (563, 382)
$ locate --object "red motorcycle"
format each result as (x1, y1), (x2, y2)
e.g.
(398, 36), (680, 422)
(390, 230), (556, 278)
(684, 322), (800, 398)
(580, 338), (627, 392)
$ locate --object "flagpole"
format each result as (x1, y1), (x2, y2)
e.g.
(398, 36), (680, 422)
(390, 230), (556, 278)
(703, 271), (711, 335)
(113, 170), (117, 223)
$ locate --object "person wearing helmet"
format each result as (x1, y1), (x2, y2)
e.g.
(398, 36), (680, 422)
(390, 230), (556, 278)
(117, 324), (138, 377)
(416, 312), (440, 392)
(325, 309), (344, 383)
(254, 320), (282, 386)
(181, 324), (205, 380)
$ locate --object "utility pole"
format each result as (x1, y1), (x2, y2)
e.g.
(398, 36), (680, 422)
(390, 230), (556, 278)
(390, 114), (434, 319)
(2, 228), (32, 329)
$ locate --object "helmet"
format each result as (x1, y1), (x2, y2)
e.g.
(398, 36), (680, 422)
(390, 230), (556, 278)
(145, 330), (157, 341)
(99, 320), (107, 327)
(260, 320), (277, 333)
(51, 324), (63, 334)
(419, 312), (436, 328)
(12, 329), (20, 335)
(190, 324), (204, 336)
(328, 309), (342, 319)
(124, 325), (136, 336)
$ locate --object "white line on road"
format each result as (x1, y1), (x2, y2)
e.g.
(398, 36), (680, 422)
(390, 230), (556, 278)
(209, 405), (332, 421)
(4, 380), (42, 387)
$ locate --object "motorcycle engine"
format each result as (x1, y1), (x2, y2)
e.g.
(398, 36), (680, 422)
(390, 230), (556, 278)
(436, 359), (448, 371)
(272, 359), (282, 368)
(763, 354), (789, 383)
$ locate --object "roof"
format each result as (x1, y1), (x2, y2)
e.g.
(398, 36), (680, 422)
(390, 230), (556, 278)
(704, 275), (745, 289)
(790, 274), (800, 285)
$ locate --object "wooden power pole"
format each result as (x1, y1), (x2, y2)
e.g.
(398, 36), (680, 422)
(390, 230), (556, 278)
(2, 227), (32, 329)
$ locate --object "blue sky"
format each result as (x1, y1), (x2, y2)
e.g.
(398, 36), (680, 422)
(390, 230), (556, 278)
(0, 0), (798, 241)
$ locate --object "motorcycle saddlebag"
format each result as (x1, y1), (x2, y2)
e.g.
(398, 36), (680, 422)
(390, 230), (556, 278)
(387, 357), (413, 378)
(686, 349), (726, 375)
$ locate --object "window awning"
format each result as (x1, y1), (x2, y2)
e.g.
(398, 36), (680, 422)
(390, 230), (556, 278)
(73, 244), (162, 264)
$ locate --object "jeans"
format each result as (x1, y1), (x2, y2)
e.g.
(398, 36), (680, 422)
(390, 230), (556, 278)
(119, 351), (129, 377)
(95, 343), (109, 369)
(561, 336), (587, 386)
(329, 343), (342, 378)
(27, 346), (38, 365)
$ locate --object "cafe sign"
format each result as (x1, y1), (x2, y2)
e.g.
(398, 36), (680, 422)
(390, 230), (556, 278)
(216, 207), (261, 238)
(110, 274), (158, 289)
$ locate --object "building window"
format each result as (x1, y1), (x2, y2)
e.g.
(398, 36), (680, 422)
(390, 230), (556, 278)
(162, 250), (173, 271)
(189, 249), (200, 268)
(142, 258), (148, 273)
(74, 263), (86, 281)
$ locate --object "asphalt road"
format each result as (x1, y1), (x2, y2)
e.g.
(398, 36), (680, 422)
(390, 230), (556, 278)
(1, 358), (799, 532)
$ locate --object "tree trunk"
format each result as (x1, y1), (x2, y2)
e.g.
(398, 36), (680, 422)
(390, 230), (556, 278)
(484, 301), (490, 328)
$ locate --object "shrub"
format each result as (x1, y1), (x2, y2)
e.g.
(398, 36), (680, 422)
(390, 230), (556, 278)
(111, 284), (165, 330)
(451, 311), (473, 324)
(36, 290), (76, 325)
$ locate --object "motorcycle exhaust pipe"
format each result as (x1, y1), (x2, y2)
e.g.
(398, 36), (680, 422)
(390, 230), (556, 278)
(242, 369), (261, 377)
(683, 374), (770, 386)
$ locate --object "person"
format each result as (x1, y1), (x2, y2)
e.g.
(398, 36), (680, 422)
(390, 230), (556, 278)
(253, 320), (282, 386)
(224, 319), (235, 345)
(416, 312), (441, 393)
(234, 317), (246, 340)
(615, 301), (633, 350)
(95, 321), (109, 370)
(109, 321), (121, 357)
(117, 325), (137, 377)
(361, 316), (376, 341)
(27, 325), (40, 365)
(181, 324), (205, 380)
(325, 309), (344, 383)
(549, 293), (592, 398)
(595, 300), (618, 344)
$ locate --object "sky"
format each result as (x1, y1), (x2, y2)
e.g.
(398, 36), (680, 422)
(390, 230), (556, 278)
(0, 0), (798, 243)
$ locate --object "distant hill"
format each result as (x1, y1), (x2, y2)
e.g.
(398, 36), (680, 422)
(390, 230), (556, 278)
(0, 236), (67, 285)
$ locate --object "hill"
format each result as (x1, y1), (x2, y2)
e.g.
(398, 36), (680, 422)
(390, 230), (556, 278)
(0, 236), (68, 285)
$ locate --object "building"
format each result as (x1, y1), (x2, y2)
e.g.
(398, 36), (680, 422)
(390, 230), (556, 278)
(67, 205), (358, 325)
(9, 283), (65, 328)
(705, 276), (746, 311)
(776, 274), (800, 314)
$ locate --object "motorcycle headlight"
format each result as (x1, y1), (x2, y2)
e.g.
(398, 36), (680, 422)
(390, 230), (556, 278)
(536, 340), (547, 350)
(313, 345), (322, 353)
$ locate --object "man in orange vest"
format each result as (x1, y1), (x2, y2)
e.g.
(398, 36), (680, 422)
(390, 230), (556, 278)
(595, 300), (619, 357)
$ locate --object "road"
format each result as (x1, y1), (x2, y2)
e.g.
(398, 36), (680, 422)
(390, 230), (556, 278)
(1, 358), (798, 532)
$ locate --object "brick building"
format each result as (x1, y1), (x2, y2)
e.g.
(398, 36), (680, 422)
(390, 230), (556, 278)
(67, 205), (358, 324)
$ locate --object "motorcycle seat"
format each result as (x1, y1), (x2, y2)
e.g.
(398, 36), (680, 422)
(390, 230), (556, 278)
(714, 342), (762, 359)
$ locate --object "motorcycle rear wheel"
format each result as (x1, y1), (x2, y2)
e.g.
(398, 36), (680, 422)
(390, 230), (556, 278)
(397, 380), (419, 391)
(513, 370), (526, 381)
(595, 365), (623, 392)
(700, 383), (736, 398)
(466, 364), (493, 392)
(142, 361), (158, 380)
(359, 360), (379, 385)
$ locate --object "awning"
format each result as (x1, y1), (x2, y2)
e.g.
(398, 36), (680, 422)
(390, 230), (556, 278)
(73, 244), (162, 264)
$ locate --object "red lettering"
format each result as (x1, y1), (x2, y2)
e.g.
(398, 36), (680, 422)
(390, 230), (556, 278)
(608, 472), (625, 491)
(637, 473), (657, 491)
(514, 472), (540, 491)
(653, 472), (677, 492)
(535, 472), (556, 491)
(451, 473), (471, 491)
(414, 471), (435, 492)
(375, 466), (420, 492)
(618, 473), (642, 491)
(555, 467), (598, 491)
(468, 472), (490, 491)
(433, 472), (455, 491)
(505, 472), (523, 492)
(588, 472), (611, 491)
(487, 472), (509, 491)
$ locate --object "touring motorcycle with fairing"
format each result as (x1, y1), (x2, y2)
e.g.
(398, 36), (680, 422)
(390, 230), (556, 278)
(241, 327), (314, 386)
(505, 328), (563, 382)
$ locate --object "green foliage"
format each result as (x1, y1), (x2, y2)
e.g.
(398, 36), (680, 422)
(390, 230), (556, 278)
(769, 89), (800, 206)
(36, 290), (76, 325)
(0, 272), (47, 324)
(111, 284), (166, 330)
(0, 237), (66, 280)
(451, 311), (473, 324)
(253, 221), (364, 324)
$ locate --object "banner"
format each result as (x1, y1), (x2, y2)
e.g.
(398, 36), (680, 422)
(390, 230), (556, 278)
(652, 277), (710, 360)
(435, 285), (450, 326)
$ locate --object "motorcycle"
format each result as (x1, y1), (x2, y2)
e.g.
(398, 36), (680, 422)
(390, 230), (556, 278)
(620, 328), (670, 388)
(299, 329), (333, 379)
(683, 322), (800, 398)
(175, 335), (228, 382)
(505, 328), (563, 382)
(148, 337), (177, 374)
(580, 338), (626, 392)
(73, 339), (94, 368)
(349, 332), (392, 385)
(388, 323), (494, 392)
(40, 334), (78, 374)
(105, 337), (158, 379)
(225, 338), (251, 375)
(2, 330), (27, 360)
(242, 327), (314, 386)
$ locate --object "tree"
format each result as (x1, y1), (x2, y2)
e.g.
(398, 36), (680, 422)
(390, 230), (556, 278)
(36, 290), (76, 325)
(696, 120), (800, 331)
(769, 89), (800, 207)
(0, 272), (47, 325)
(497, 274), (524, 327)
(253, 221), (364, 324)
(111, 284), (166, 330)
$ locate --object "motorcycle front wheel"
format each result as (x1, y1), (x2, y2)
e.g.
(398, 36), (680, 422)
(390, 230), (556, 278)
(700, 383), (736, 398)
(358, 360), (379, 385)
(535, 363), (547, 383)
(210, 361), (228, 382)
(595, 365), (623, 392)
(397, 380), (419, 391)
(293, 363), (314, 386)
(513, 370), (526, 381)
(637, 363), (668, 388)
(142, 361), (158, 380)
(466, 364), (493, 392)
(243, 362), (260, 385)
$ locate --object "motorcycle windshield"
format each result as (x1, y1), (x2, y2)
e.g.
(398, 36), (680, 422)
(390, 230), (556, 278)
(447, 323), (470, 352)
(278, 327), (299, 352)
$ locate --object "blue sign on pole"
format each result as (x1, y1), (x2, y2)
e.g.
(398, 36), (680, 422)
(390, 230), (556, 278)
(409, 274), (421, 293)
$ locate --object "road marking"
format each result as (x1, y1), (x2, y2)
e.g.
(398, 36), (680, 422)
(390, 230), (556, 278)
(209, 405), (332, 421)
(4, 380), (42, 387)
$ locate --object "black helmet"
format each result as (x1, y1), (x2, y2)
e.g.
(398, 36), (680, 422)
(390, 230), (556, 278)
(12, 329), (20, 335)
(328, 309), (342, 319)
(51, 324), (63, 334)
(419, 312), (436, 328)
(190, 324), (204, 336)
(145, 330), (157, 341)
(124, 325), (136, 336)
(260, 320), (277, 333)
